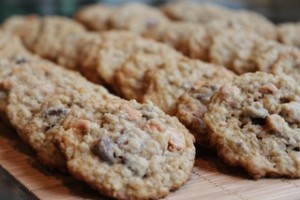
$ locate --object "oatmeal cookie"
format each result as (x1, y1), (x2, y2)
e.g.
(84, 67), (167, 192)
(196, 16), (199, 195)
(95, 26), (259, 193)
(232, 11), (276, 40)
(204, 72), (300, 178)
(142, 58), (230, 114)
(110, 3), (169, 35)
(21, 88), (112, 171)
(161, 1), (275, 39)
(161, 2), (232, 23)
(277, 23), (300, 48)
(183, 27), (210, 60)
(79, 31), (140, 85)
(251, 40), (296, 73)
(2, 15), (41, 50)
(114, 53), (181, 101)
(75, 4), (114, 31)
(210, 29), (263, 74)
(145, 22), (201, 51)
(1, 58), (112, 169)
(40, 94), (195, 199)
(271, 48), (300, 84)
(97, 36), (181, 85)
(31, 16), (85, 61)
(0, 31), (32, 60)
(175, 72), (235, 147)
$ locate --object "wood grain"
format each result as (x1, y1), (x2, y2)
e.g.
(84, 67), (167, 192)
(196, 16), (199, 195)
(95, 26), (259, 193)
(1, 121), (300, 200)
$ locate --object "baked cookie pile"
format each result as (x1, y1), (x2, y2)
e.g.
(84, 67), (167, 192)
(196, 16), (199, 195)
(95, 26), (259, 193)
(0, 33), (195, 199)
(1, 1), (300, 199)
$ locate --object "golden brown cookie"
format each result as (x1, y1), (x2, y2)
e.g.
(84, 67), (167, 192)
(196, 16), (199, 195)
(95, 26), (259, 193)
(205, 72), (300, 179)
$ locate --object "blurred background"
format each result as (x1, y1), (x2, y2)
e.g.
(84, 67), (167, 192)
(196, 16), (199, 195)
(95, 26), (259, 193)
(0, 0), (299, 23)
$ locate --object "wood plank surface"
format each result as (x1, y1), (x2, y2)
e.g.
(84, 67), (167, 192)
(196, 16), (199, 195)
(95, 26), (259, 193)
(1, 121), (300, 200)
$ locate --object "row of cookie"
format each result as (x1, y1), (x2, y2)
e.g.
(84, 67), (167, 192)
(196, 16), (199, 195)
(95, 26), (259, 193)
(75, 4), (300, 82)
(162, 1), (300, 49)
(1, 16), (180, 84)
(0, 16), (232, 149)
(2, 16), (235, 115)
(0, 32), (195, 199)
(75, 2), (300, 60)
(76, 3), (276, 58)
(3, 16), (300, 180)
(112, 52), (300, 179)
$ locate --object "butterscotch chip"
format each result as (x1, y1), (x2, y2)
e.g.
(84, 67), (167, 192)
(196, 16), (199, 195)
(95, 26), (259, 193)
(204, 72), (300, 179)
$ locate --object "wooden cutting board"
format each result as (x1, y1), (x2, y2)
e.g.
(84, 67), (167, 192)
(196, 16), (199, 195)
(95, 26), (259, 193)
(1, 121), (300, 200)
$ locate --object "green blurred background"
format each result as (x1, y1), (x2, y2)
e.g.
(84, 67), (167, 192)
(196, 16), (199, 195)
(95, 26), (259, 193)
(0, 0), (299, 23)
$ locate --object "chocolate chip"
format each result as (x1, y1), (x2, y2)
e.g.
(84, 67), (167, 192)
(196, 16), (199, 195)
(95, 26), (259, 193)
(280, 97), (291, 104)
(45, 106), (68, 117)
(14, 57), (28, 64)
(93, 137), (116, 164)
(250, 117), (266, 126)
(293, 147), (300, 152)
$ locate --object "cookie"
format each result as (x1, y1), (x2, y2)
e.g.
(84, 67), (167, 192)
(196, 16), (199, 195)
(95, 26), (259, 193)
(32, 16), (85, 61)
(2, 58), (112, 169)
(21, 88), (113, 171)
(97, 36), (181, 85)
(277, 23), (300, 48)
(183, 27), (210, 60)
(142, 58), (231, 114)
(175, 73), (235, 147)
(75, 4), (114, 31)
(204, 72), (300, 178)
(110, 3), (169, 35)
(2, 15), (41, 50)
(209, 29), (263, 74)
(114, 53), (181, 101)
(3, 15), (86, 61)
(63, 32), (105, 83)
(161, 2), (232, 23)
(79, 31), (140, 85)
(0, 31), (32, 60)
(0, 56), (43, 120)
(232, 11), (276, 40)
(251, 40), (297, 73)
(271, 47), (300, 84)
(37, 94), (195, 199)
(145, 22), (202, 51)
(161, 2), (276, 40)
(185, 19), (255, 61)
(4, 58), (111, 133)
